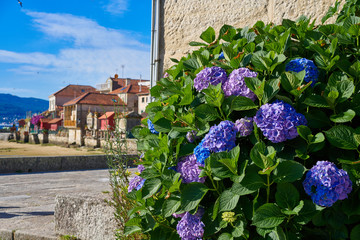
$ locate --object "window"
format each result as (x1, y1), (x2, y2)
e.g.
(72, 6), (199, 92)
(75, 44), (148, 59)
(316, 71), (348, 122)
(146, 97), (148, 102)
(142, 97), (145, 103)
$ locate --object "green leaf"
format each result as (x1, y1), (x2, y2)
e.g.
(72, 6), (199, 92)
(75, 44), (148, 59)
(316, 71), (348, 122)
(337, 80), (355, 102)
(263, 79), (280, 104)
(304, 95), (330, 108)
(350, 224), (360, 240)
(232, 166), (265, 195)
(153, 118), (172, 133)
(208, 146), (240, 178)
(297, 125), (312, 142)
(218, 233), (233, 240)
(219, 190), (240, 212)
(305, 110), (331, 128)
(183, 58), (201, 70)
(142, 178), (162, 199)
(349, 61), (360, 77)
(250, 142), (276, 169)
(273, 160), (306, 183)
(281, 71), (305, 93)
(325, 125), (359, 150)
(293, 200), (317, 225)
(251, 51), (268, 71)
(244, 77), (265, 101)
(124, 225), (142, 236)
(202, 83), (224, 108)
(200, 26), (216, 43)
(349, 24), (360, 36)
(231, 96), (257, 111)
(330, 109), (356, 123)
(189, 41), (208, 47)
(275, 183), (299, 210)
(212, 197), (220, 220)
(179, 83), (194, 105)
(181, 182), (209, 212)
(268, 226), (287, 240)
(252, 203), (285, 228)
(218, 24), (237, 42)
(162, 197), (181, 218)
(195, 104), (220, 121)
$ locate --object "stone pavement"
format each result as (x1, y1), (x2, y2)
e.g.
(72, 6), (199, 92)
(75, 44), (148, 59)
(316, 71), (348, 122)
(0, 169), (134, 239)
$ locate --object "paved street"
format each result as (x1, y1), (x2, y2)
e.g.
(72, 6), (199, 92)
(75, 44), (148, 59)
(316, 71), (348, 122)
(0, 169), (112, 237)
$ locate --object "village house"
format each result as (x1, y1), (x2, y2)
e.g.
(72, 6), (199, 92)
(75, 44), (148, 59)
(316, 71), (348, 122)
(48, 84), (96, 118)
(63, 92), (125, 145)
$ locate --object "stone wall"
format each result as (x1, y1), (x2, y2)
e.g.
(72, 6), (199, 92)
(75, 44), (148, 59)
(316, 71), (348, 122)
(159, 0), (342, 73)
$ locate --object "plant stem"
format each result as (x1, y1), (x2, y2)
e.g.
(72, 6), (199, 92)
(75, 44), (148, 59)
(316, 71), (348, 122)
(266, 174), (270, 203)
(218, 106), (226, 120)
(208, 174), (221, 195)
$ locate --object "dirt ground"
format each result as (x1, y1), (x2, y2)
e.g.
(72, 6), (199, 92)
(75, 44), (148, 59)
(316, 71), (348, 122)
(0, 141), (105, 157)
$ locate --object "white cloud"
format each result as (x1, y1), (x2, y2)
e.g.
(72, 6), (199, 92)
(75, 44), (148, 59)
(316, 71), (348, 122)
(0, 10), (150, 88)
(103, 0), (128, 15)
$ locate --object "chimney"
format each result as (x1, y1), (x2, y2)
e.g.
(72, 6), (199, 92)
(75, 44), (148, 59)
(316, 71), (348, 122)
(114, 74), (118, 79)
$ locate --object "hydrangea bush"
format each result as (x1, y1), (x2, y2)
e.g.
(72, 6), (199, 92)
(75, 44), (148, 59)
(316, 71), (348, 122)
(124, 1), (360, 239)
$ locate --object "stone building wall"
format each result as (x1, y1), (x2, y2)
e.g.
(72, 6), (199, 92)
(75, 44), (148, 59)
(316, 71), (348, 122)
(159, 0), (342, 73)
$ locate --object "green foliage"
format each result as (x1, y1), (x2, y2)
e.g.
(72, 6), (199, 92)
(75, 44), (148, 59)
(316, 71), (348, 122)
(124, 1), (360, 239)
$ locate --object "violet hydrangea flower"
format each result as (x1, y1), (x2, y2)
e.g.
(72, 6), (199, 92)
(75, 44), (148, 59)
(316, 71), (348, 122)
(254, 100), (307, 143)
(303, 161), (352, 207)
(147, 119), (159, 134)
(186, 130), (200, 143)
(194, 141), (211, 165)
(222, 68), (258, 100)
(128, 175), (145, 192)
(285, 58), (319, 86)
(235, 117), (253, 136)
(176, 212), (205, 240)
(194, 66), (227, 92)
(137, 164), (145, 173)
(176, 154), (205, 184)
(202, 120), (237, 153)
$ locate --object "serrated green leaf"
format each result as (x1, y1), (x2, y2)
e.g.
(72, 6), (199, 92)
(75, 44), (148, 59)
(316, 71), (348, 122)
(200, 26), (216, 43)
(275, 183), (299, 210)
(330, 109), (356, 123)
(195, 104), (220, 121)
(142, 178), (162, 199)
(297, 125), (312, 142)
(252, 203), (285, 228)
(325, 125), (359, 150)
(304, 95), (330, 108)
(231, 96), (257, 111)
(181, 182), (208, 212)
(273, 160), (306, 183)
(162, 197), (181, 218)
(219, 190), (240, 212)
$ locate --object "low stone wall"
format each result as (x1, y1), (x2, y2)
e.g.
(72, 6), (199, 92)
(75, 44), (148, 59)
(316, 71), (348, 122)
(55, 194), (117, 240)
(48, 134), (68, 146)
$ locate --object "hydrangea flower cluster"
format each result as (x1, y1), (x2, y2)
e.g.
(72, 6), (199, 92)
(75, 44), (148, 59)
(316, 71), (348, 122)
(254, 100), (307, 143)
(202, 120), (237, 153)
(218, 52), (225, 60)
(128, 176), (145, 192)
(147, 119), (159, 134)
(176, 211), (205, 240)
(285, 58), (319, 86)
(235, 117), (254, 136)
(176, 154), (205, 184)
(186, 130), (199, 143)
(222, 68), (258, 100)
(303, 161), (352, 207)
(194, 66), (227, 91)
(194, 141), (211, 165)
(137, 164), (145, 173)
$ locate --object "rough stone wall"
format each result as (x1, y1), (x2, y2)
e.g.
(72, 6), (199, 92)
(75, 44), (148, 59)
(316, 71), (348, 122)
(159, 0), (342, 73)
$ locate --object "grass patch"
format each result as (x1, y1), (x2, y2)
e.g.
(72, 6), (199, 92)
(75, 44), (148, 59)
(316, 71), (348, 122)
(60, 235), (79, 240)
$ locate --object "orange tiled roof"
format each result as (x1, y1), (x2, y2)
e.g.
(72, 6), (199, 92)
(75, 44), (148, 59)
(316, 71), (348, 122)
(63, 92), (125, 106)
(48, 118), (62, 124)
(109, 83), (149, 94)
(49, 85), (96, 98)
(40, 118), (52, 123)
(99, 112), (115, 119)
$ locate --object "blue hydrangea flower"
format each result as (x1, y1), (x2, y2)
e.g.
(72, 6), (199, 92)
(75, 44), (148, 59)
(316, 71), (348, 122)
(235, 117), (253, 136)
(176, 154), (205, 184)
(176, 212), (205, 240)
(194, 66), (227, 91)
(147, 119), (159, 134)
(254, 100), (307, 143)
(128, 175), (145, 192)
(218, 52), (225, 60)
(303, 161), (352, 207)
(285, 58), (319, 86)
(202, 120), (237, 153)
(194, 141), (211, 165)
(222, 68), (258, 100)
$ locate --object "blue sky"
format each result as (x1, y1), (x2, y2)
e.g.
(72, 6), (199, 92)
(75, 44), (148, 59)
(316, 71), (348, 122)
(0, 0), (151, 100)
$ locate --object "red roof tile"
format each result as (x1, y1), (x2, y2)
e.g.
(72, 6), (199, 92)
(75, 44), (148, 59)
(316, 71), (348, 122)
(48, 118), (62, 124)
(99, 112), (115, 119)
(49, 85), (96, 98)
(63, 92), (126, 106)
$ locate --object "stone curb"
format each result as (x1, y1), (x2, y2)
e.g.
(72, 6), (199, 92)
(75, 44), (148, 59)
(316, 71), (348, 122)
(0, 229), (57, 240)
(0, 154), (138, 173)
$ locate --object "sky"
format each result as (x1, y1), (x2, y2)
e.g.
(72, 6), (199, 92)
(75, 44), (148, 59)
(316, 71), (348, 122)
(0, 0), (151, 100)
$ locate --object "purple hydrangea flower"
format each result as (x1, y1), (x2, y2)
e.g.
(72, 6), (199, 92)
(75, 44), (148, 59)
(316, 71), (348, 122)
(176, 154), (205, 184)
(186, 130), (200, 143)
(194, 141), (211, 165)
(194, 66), (227, 92)
(176, 212), (205, 240)
(128, 175), (145, 192)
(222, 68), (258, 100)
(147, 119), (159, 134)
(202, 120), (237, 153)
(285, 58), (319, 86)
(137, 165), (145, 173)
(303, 161), (352, 207)
(254, 100), (307, 143)
(163, 72), (169, 78)
(235, 117), (253, 136)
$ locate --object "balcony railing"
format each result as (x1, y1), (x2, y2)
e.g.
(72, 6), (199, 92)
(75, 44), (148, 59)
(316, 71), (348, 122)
(64, 120), (76, 127)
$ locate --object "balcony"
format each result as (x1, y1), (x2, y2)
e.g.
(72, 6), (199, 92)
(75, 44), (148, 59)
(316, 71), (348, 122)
(64, 120), (76, 127)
